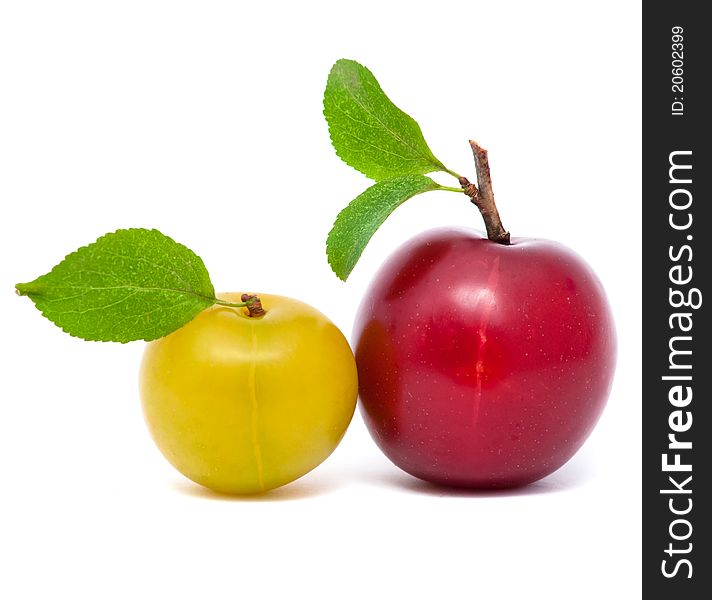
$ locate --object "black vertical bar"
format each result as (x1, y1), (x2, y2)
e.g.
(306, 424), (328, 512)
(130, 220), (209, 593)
(643, 2), (709, 597)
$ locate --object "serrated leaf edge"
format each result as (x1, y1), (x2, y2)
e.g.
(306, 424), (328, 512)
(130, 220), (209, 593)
(323, 59), (447, 181)
(16, 228), (217, 343)
(325, 176), (441, 281)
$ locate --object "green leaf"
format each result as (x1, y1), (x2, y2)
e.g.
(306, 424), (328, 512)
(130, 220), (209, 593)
(324, 59), (448, 181)
(16, 228), (217, 342)
(327, 175), (441, 280)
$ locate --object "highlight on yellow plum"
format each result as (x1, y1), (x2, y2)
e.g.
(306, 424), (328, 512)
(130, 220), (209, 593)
(139, 293), (358, 494)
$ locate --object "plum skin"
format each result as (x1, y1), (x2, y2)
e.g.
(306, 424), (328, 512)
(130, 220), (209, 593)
(353, 228), (616, 488)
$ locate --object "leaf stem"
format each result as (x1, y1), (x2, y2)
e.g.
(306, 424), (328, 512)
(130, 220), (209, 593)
(213, 299), (250, 308)
(437, 185), (467, 194)
(443, 167), (463, 180)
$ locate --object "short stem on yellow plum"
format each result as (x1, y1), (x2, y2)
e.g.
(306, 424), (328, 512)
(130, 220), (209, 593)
(213, 294), (266, 317)
(240, 294), (266, 317)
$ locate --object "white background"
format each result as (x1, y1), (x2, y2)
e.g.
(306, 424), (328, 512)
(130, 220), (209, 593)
(0, 2), (642, 598)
